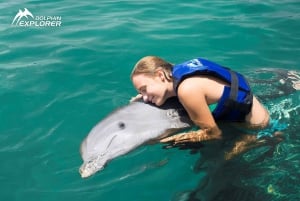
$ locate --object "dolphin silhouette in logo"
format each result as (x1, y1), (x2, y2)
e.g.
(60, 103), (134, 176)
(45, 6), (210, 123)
(12, 8), (34, 25)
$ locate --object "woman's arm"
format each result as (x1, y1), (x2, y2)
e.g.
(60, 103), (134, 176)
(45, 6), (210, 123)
(160, 77), (222, 144)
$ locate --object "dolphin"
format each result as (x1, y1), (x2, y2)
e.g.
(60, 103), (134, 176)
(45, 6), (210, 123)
(79, 97), (194, 178)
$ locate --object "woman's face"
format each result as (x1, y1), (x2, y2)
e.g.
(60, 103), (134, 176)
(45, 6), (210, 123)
(132, 73), (168, 106)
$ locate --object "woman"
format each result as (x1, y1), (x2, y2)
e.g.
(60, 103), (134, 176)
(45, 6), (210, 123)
(130, 56), (270, 146)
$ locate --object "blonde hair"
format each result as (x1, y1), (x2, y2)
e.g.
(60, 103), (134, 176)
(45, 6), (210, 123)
(130, 56), (173, 81)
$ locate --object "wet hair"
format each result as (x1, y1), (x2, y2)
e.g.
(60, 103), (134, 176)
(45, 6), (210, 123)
(130, 56), (173, 81)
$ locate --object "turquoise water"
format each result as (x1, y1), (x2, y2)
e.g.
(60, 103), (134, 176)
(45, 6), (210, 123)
(1, 0), (300, 200)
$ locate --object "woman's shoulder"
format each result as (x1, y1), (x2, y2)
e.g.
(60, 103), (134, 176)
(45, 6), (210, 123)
(178, 76), (226, 104)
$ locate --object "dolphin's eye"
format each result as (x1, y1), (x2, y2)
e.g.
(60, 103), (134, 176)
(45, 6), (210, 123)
(118, 122), (125, 129)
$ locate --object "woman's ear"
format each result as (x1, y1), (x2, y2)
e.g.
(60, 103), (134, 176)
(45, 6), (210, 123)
(156, 69), (165, 81)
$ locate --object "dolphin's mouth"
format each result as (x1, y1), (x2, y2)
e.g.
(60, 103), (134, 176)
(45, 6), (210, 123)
(79, 156), (106, 178)
(79, 167), (91, 178)
(79, 163), (105, 178)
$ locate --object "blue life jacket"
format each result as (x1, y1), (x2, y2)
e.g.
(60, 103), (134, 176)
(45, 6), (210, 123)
(172, 58), (253, 121)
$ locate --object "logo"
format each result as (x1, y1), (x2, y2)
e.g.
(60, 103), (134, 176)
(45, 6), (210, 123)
(186, 59), (203, 68)
(12, 8), (62, 27)
(12, 8), (34, 25)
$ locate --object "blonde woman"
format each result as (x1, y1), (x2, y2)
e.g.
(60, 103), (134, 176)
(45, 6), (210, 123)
(130, 56), (282, 157)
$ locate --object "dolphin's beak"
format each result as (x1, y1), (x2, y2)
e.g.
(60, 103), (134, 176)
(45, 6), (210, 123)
(79, 162), (104, 178)
(79, 163), (95, 178)
(79, 166), (91, 178)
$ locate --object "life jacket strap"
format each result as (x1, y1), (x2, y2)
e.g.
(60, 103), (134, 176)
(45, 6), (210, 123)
(219, 70), (253, 119)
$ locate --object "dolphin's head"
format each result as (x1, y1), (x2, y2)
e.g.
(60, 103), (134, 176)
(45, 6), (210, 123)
(79, 99), (193, 178)
(79, 124), (132, 178)
(79, 104), (147, 178)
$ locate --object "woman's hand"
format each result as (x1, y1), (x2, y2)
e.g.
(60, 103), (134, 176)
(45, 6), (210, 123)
(160, 129), (222, 145)
(130, 94), (143, 102)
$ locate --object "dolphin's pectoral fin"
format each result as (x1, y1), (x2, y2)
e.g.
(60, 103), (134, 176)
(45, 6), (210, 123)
(224, 132), (284, 160)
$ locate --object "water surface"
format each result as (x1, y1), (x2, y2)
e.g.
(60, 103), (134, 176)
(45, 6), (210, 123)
(0, 1), (299, 200)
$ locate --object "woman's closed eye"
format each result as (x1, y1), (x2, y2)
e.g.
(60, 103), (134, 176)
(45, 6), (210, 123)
(139, 86), (147, 95)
